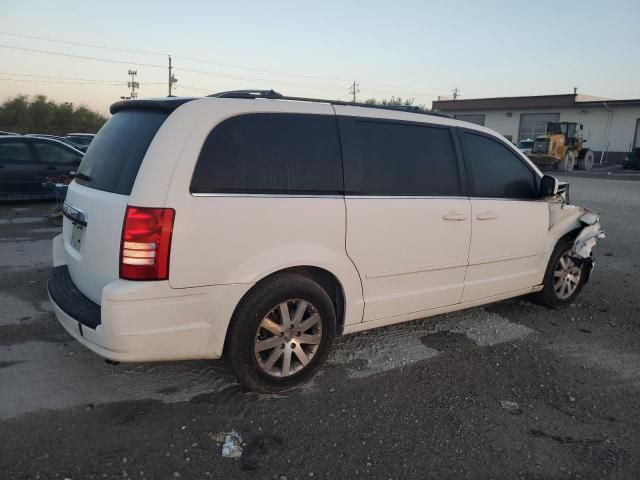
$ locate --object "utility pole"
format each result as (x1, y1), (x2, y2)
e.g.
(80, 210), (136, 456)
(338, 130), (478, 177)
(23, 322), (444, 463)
(168, 55), (178, 97)
(127, 69), (139, 99)
(452, 87), (460, 100)
(348, 81), (360, 103)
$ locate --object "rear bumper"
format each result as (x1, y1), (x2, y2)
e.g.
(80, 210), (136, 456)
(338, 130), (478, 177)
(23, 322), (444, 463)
(48, 241), (252, 362)
(48, 271), (215, 362)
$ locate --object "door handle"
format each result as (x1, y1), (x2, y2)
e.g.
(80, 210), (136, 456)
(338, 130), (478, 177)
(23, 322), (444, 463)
(476, 211), (498, 220)
(442, 212), (467, 221)
(46, 165), (57, 170)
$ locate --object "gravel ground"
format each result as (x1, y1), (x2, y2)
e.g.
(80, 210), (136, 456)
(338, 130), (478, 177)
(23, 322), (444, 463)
(1, 176), (639, 479)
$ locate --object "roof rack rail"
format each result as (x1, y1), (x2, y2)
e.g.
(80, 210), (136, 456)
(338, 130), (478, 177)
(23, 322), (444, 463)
(207, 89), (451, 118)
(208, 89), (284, 99)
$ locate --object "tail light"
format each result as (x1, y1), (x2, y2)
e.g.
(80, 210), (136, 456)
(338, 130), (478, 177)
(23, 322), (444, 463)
(120, 206), (175, 281)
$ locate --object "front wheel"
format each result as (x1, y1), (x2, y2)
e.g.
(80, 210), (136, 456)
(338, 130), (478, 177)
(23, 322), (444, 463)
(557, 150), (576, 171)
(226, 273), (336, 393)
(534, 238), (587, 308)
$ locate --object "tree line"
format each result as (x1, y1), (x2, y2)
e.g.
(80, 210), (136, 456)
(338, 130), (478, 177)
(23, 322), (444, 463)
(0, 94), (107, 135)
(364, 96), (428, 111)
(0, 93), (428, 137)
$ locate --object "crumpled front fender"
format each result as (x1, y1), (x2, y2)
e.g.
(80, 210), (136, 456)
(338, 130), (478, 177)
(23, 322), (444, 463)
(570, 211), (605, 284)
(572, 220), (605, 259)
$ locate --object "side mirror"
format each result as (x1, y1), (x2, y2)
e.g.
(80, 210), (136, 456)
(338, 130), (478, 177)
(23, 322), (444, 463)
(580, 124), (584, 130)
(539, 175), (558, 197)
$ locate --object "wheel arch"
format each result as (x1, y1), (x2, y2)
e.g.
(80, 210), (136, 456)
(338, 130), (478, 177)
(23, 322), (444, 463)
(222, 265), (348, 356)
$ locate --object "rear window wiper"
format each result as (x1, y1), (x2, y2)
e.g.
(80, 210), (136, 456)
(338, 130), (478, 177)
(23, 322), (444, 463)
(70, 171), (91, 181)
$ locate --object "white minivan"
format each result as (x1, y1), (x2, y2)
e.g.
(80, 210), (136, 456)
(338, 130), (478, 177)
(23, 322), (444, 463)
(49, 90), (604, 392)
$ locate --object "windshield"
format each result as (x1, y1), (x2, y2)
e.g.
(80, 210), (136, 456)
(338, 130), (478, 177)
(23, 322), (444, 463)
(75, 110), (168, 195)
(518, 141), (533, 148)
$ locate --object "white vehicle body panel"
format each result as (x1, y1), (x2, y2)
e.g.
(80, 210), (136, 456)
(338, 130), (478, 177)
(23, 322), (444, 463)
(462, 199), (548, 301)
(345, 197), (471, 321)
(49, 96), (603, 363)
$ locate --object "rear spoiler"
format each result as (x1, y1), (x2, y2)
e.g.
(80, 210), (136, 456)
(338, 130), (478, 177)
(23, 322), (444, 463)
(110, 97), (196, 115)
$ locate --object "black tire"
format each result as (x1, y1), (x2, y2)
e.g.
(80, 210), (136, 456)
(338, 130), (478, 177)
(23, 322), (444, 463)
(226, 273), (336, 393)
(534, 237), (587, 308)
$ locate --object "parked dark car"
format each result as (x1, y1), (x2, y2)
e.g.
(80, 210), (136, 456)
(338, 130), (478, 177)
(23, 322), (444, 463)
(0, 136), (83, 200)
(65, 133), (95, 150)
(24, 133), (87, 152)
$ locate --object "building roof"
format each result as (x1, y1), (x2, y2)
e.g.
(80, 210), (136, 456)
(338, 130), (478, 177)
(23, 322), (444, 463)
(432, 93), (640, 112)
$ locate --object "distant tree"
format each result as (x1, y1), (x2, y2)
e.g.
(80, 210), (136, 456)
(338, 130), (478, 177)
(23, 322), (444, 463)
(0, 94), (107, 135)
(363, 96), (428, 111)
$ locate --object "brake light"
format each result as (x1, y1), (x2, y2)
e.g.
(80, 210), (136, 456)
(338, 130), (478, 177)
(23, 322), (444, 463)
(120, 206), (175, 281)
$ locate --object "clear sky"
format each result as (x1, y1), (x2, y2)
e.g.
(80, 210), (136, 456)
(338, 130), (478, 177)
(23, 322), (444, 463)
(1, 0), (639, 114)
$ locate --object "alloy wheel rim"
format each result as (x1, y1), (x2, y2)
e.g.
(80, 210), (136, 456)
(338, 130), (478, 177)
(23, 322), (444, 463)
(254, 299), (322, 377)
(553, 251), (581, 300)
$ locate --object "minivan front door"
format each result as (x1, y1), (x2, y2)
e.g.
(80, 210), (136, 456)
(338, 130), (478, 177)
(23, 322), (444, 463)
(336, 110), (471, 323)
(457, 129), (548, 302)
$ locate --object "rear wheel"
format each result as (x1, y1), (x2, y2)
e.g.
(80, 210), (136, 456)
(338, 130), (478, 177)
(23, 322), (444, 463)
(226, 273), (336, 393)
(578, 149), (595, 171)
(535, 238), (587, 308)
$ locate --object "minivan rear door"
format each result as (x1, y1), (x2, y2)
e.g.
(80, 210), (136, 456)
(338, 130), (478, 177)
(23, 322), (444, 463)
(62, 109), (169, 304)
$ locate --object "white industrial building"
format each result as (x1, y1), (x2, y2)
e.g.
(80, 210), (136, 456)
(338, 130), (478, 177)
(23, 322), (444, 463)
(432, 93), (640, 164)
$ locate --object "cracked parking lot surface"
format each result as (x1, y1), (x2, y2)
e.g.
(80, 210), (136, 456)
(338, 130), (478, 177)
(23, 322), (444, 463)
(1, 176), (640, 479)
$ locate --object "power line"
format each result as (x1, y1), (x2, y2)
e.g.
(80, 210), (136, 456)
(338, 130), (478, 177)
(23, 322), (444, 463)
(0, 44), (166, 68)
(0, 31), (446, 95)
(0, 72), (165, 86)
(0, 31), (166, 57)
(0, 78), (125, 86)
(0, 44), (344, 93)
(177, 84), (211, 95)
(0, 73), (166, 89)
(1, 72), (124, 84)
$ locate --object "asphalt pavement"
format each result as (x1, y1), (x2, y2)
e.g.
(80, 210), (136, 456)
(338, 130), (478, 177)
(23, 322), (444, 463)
(0, 175), (639, 479)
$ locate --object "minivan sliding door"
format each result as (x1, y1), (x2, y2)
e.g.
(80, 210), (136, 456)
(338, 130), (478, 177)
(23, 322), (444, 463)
(336, 110), (471, 323)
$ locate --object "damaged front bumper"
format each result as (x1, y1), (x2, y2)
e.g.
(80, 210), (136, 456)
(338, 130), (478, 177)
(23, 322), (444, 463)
(570, 211), (605, 284)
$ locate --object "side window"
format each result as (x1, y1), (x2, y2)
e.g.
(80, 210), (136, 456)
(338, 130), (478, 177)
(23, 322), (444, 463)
(34, 142), (81, 164)
(459, 131), (538, 199)
(191, 113), (342, 194)
(340, 118), (460, 196)
(0, 142), (32, 163)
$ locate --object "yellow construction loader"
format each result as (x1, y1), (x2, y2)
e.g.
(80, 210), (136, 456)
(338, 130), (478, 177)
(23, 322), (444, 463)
(528, 122), (595, 171)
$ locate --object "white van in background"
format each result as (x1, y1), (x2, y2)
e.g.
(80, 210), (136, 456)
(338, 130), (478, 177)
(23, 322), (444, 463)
(48, 90), (604, 392)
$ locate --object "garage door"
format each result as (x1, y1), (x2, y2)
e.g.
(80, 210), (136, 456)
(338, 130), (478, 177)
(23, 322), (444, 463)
(518, 113), (559, 141)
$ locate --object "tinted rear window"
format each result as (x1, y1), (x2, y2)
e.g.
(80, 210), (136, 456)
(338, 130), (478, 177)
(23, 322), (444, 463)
(190, 113), (342, 194)
(339, 118), (461, 196)
(75, 110), (168, 195)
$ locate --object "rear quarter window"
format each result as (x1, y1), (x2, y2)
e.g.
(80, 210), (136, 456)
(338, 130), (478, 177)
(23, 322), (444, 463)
(76, 110), (168, 195)
(190, 113), (342, 194)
